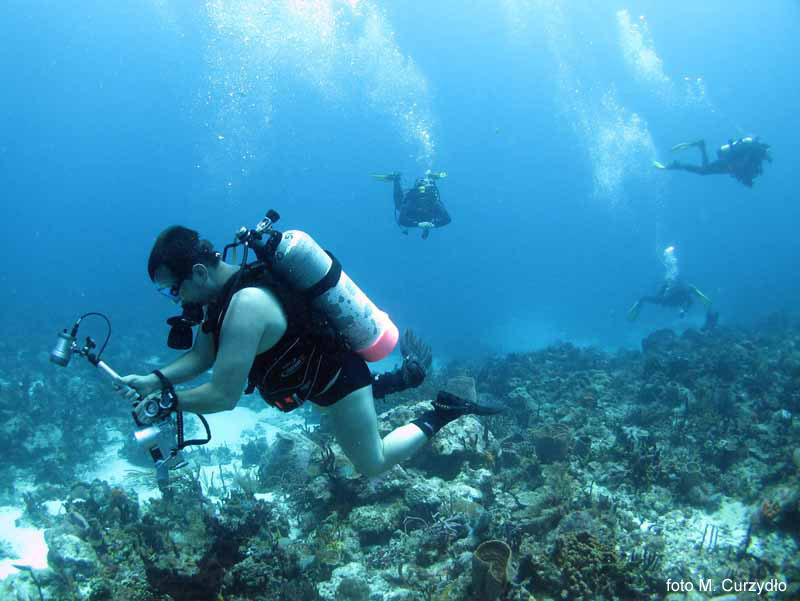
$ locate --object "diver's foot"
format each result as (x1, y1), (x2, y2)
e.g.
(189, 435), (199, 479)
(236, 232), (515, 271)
(374, 348), (428, 400)
(372, 364), (418, 400)
(400, 330), (432, 387)
(433, 391), (505, 417)
(653, 160), (678, 170)
(412, 391), (504, 438)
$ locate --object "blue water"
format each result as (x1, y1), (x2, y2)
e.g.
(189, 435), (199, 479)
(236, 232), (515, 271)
(2, 0), (798, 361)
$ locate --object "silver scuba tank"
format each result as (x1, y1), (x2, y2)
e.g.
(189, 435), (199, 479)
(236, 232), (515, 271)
(269, 230), (399, 361)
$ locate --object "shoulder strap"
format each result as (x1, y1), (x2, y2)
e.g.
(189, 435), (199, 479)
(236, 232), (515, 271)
(202, 261), (348, 353)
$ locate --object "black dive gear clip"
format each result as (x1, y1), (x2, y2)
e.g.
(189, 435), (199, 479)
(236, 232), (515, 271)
(222, 208), (283, 267)
(166, 303), (204, 350)
(50, 312), (211, 484)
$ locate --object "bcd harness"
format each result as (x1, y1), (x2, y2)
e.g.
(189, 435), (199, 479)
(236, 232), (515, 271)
(202, 256), (350, 412)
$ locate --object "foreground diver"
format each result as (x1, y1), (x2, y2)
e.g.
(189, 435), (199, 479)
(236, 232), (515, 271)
(373, 170), (451, 239)
(117, 226), (501, 477)
(653, 136), (771, 188)
(628, 246), (714, 322)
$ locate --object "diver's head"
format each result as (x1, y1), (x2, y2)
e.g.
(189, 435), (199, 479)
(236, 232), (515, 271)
(415, 174), (436, 191)
(148, 226), (222, 306)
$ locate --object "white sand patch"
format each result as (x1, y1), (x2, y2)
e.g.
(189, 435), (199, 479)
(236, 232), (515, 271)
(202, 405), (280, 451)
(0, 507), (48, 579)
(85, 406), (287, 500)
(87, 442), (163, 503)
(654, 497), (753, 584)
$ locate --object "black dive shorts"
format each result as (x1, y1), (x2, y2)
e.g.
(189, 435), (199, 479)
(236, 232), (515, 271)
(308, 351), (372, 407)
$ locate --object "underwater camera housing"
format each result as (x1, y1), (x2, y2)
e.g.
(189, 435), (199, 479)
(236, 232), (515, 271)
(133, 420), (186, 482)
(50, 312), (210, 484)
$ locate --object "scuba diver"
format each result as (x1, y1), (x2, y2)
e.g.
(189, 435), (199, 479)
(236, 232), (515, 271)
(115, 220), (501, 477)
(628, 246), (716, 325)
(372, 170), (452, 239)
(653, 136), (771, 188)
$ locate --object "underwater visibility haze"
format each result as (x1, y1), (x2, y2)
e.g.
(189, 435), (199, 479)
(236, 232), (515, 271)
(0, 1), (799, 600)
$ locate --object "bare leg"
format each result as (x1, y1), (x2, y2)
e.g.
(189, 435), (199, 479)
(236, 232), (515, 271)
(321, 385), (428, 477)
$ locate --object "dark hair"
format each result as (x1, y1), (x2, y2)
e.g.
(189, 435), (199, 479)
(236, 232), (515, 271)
(147, 226), (219, 282)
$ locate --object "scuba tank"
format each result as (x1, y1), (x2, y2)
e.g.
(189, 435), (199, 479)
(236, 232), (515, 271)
(270, 230), (399, 361)
(226, 211), (399, 362)
(719, 136), (754, 158)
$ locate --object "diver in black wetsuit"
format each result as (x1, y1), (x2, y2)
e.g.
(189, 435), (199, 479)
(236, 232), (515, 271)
(373, 170), (452, 239)
(629, 277), (709, 320)
(628, 246), (716, 326)
(654, 136), (772, 188)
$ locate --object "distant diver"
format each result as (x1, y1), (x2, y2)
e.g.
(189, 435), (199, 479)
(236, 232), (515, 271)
(372, 170), (452, 239)
(628, 246), (716, 326)
(653, 136), (772, 188)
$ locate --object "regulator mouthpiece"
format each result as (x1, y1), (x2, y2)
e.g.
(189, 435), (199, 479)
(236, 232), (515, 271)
(166, 303), (204, 350)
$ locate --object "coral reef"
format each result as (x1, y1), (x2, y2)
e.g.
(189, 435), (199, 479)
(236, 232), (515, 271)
(2, 317), (800, 599)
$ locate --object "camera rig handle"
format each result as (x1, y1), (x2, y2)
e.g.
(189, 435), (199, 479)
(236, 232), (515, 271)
(49, 312), (208, 484)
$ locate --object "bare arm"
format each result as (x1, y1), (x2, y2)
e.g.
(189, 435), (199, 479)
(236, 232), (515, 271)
(158, 329), (215, 384)
(121, 329), (215, 397)
(175, 287), (285, 415)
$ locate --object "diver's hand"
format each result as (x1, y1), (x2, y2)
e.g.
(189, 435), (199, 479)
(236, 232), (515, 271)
(400, 329), (432, 388)
(115, 373), (160, 403)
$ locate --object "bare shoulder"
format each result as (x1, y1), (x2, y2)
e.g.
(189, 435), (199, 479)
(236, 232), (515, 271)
(228, 286), (285, 320)
(224, 286), (286, 352)
(226, 286), (286, 345)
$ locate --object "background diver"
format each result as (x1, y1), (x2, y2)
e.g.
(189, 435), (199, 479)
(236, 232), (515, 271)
(653, 136), (771, 188)
(372, 170), (452, 239)
(628, 246), (717, 327)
